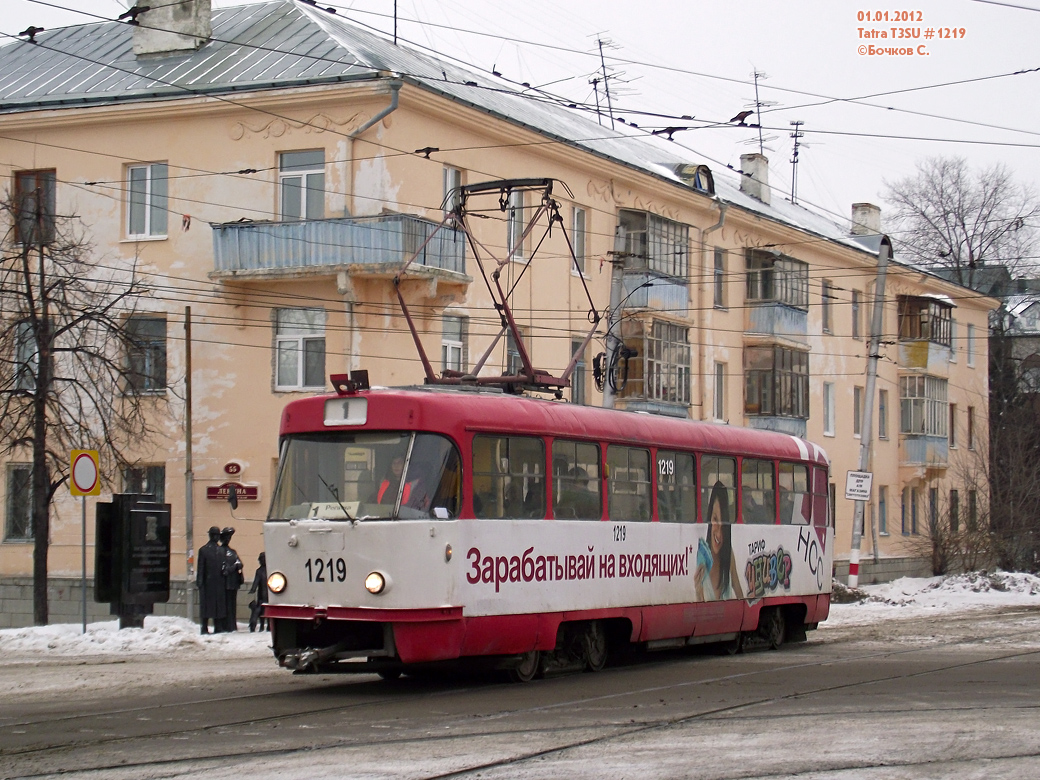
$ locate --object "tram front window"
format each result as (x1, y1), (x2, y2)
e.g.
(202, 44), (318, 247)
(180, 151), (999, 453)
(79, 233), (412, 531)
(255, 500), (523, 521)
(268, 432), (461, 521)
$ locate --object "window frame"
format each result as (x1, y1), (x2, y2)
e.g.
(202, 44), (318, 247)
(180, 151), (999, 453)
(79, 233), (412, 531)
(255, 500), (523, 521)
(13, 320), (37, 393)
(713, 247), (727, 308)
(441, 315), (467, 373)
(126, 162), (168, 238)
(126, 316), (167, 393)
(572, 206), (587, 275)
(14, 169), (57, 246)
(645, 320), (691, 405)
(878, 388), (888, 440)
(821, 279), (832, 333)
(823, 381), (835, 436)
(122, 464), (166, 503)
(899, 375), (948, 436)
(278, 150), (325, 221)
(967, 323), (976, 367)
(745, 249), (809, 310)
(897, 296), (953, 347)
(616, 209), (690, 279)
(713, 361), (726, 421)
(443, 166), (462, 214)
(744, 345), (810, 419)
(571, 339), (587, 406)
(507, 189), (526, 261)
(275, 307), (326, 391)
(607, 445), (651, 522)
(4, 464), (33, 542)
(851, 289), (862, 340)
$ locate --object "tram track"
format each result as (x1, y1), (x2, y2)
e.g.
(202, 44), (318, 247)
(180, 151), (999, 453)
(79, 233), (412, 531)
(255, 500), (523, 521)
(4, 624), (1040, 780)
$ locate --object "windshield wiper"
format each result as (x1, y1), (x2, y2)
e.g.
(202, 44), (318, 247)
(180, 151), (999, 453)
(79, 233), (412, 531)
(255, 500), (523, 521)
(318, 474), (355, 523)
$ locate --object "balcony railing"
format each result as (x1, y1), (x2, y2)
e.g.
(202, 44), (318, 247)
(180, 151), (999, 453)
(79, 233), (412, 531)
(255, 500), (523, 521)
(211, 214), (466, 275)
(621, 272), (688, 316)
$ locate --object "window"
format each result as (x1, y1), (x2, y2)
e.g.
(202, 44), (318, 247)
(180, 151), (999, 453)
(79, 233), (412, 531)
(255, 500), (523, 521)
(851, 290), (861, 340)
(507, 189), (525, 260)
(616, 210), (689, 278)
(656, 450), (696, 523)
(949, 320), (958, 362)
(744, 345), (809, 418)
(276, 308), (326, 390)
(949, 403), (957, 447)
(645, 321), (691, 405)
(854, 386), (864, 436)
(713, 362), (726, 421)
(127, 163), (168, 237)
(821, 279), (832, 333)
(897, 296), (953, 346)
(14, 169), (56, 245)
(126, 316), (167, 392)
(572, 207), (587, 274)
(878, 485), (888, 534)
(506, 329), (525, 375)
(741, 458), (776, 525)
(814, 467), (829, 528)
(472, 435), (544, 519)
(968, 489), (978, 530)
(713, 248), (727, 308)
(967, 323), (976, 367)
(123, 464), (166, 503)
(878, 389), (888, 439)
(279, 150), (324, 220)
(607, 446), (651, 522)
(701, 455), (736, 524)
(441, 315), (466, 373)
(745, 249), (809, 310)
(911, 487), (919, 534)
(443, 166), (462, 213)
(779, 462), (811, 524)
(13, 320), (37, 392)
(901, 487), (909, 535)
(950, 489), (960, 533)
(552, 439), (601, 520)
(4, 464), (32, 541)
(967, 406), (975, 450)
(823, 382), (835, 436)
(571, 339), (587, 406)
(899, 375), (948, 436)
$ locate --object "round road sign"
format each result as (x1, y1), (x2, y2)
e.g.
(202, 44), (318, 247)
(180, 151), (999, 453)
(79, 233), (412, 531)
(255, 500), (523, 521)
(71, 450), (100, 496)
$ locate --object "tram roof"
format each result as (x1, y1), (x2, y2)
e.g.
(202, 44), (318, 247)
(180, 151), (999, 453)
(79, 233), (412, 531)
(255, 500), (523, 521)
(280, 387), (829, 466)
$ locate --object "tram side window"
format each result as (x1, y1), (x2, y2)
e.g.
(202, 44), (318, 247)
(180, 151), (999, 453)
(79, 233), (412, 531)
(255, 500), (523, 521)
(813, 466), (830, 527)
(472, 435), (545, 519)
(552, 440), (602, 520)
(779, 462), (811, 525)
(607, 446), (651, 522)
(742, 458), (776, 524)
(700, 455), (736, 524)
(657, 450), (696, 523)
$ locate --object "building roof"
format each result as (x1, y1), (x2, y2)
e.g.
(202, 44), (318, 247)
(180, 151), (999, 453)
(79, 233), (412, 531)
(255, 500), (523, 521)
(0, 0), (996, 285)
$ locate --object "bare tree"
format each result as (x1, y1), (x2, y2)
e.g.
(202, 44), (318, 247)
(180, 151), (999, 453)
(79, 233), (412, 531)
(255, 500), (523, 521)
(884, 156), (1040, 286)
(0, 189), (160, 625)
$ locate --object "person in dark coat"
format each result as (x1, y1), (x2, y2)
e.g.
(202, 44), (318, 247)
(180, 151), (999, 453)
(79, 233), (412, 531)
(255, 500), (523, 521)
(196, 526), (226, 635)
(248, 552), (268, 632)
(219, 526), (244, 632)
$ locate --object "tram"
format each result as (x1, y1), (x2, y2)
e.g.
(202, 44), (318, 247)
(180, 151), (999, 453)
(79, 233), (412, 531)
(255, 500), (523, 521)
(263, 374), (833, 680)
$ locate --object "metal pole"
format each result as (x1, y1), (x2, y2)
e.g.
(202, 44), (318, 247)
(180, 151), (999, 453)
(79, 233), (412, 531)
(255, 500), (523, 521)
(184, 306), (195, 622)
(81, 496), (87, 634)
(849, 236), (892, 587)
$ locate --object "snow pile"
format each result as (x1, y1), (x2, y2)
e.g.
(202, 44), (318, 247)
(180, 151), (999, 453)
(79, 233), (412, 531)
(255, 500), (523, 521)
(827, 571), (1040, 627)
(0, 616), (269, 659)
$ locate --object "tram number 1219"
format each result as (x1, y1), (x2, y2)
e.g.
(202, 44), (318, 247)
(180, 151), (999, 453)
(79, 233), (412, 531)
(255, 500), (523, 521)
(305, 557), (347, 582)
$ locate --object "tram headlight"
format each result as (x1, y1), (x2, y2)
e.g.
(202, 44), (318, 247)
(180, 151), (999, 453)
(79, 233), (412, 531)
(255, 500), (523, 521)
(365, 571), (388, 594)
(267, 571), (287, 594)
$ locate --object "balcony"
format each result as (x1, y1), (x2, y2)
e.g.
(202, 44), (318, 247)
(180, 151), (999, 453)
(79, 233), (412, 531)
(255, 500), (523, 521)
(744, 303), (808, 343)
(210, 214), (467, 280)
(622, 272), (688, 316)
(901, 434), (949, 469)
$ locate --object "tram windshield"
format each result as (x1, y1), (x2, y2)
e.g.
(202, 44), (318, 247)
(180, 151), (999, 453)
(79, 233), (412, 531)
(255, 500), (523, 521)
(268, 432), (461, 521)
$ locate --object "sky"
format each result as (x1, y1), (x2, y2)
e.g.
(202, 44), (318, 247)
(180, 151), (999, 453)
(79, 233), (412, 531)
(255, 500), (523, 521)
(4, 0), (1040, 236)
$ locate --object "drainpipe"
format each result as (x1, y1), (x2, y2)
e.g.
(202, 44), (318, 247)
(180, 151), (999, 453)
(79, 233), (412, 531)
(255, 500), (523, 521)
(347, 78), (403, 216)
(698, 199), (728, 420)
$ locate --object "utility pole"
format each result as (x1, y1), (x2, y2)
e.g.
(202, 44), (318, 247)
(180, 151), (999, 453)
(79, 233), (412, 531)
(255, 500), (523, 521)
(848, 236), (892, 588)
(184, 306), (195, 622)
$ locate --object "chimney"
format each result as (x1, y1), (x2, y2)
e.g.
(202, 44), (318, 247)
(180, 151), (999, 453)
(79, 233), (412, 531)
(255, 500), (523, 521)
(850, 203), (882, 235)
(739, 153), (770, 205)
(133, 0), (212, 57)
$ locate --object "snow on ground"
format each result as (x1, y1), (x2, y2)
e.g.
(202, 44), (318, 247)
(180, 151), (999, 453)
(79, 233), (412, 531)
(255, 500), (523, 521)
(0, 572), (1038, 661)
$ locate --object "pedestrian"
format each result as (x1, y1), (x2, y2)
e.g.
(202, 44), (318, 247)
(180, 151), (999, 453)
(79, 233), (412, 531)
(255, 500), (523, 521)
(248, 552), (268, 632)
(218, 526), (244, 632)
(196, 526), (226, 635)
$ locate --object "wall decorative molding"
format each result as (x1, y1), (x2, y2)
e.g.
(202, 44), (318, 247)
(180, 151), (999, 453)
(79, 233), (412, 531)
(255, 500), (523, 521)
(229, 111), (362, 140)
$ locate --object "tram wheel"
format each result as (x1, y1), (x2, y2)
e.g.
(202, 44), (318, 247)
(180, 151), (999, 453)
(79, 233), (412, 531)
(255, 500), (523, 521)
(760, 608), (786, 650)
(583, 622), (608, 672)
(508, 650), (541, 683)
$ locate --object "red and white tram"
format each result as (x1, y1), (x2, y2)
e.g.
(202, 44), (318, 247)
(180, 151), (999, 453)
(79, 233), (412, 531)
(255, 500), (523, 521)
(263, 378), (832, 680)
